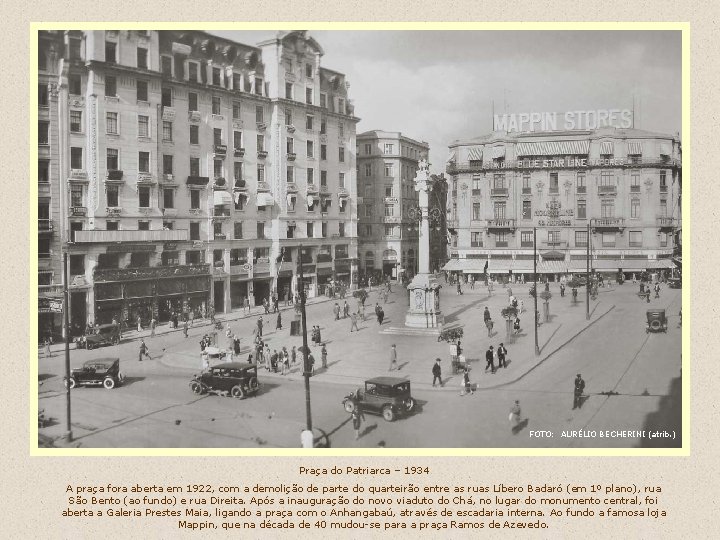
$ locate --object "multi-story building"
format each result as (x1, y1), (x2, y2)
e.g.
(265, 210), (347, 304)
(37, 29), (358, 337)
(444, 127), (681, 280)
(356, 130), (429, 281)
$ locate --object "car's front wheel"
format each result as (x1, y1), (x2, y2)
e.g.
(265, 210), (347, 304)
(343, 399), (356, 413)
(382, 406), (395, 422)
(65, 377), (76, 390)
(103, 377), (116, 390)
(248, 377), (258, 392)
(231, 385), (244, 398)
(190, 381), (203, 395)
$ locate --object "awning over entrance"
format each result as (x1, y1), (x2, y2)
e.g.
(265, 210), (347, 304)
(256, 192), (275, 207)
(516, 140), (590, 156)
(600, 141), (614, 155)
(541, 250), (565, 260)
(627, 141), (643, 155)
(213, 190), (233, 205)
(467, 146), (483, 161)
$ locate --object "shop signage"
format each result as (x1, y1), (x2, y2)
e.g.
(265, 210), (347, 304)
(535, 199), (574, 226)
(494, 109), (633, 132)
(164, 243), (178, 251)
(473, 158), (626, 170)
(384, 197), (399, 204)
(39, 297), (63, 313)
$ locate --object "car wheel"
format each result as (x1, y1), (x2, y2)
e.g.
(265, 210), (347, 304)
(382, 406), (395, 422)
(343, 400), (356, 413)
(231, 385), (244, 398)
(103, 377), (116, 390)
(405, 398), (415, 412)
(190, 381), (203, 395)
(65, 377), (76, 390)
(87, 343), (94, 351)
(248, 377), (258, 391)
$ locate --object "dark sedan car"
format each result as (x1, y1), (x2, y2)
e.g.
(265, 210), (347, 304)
(84, 323), (121, 350)
(65, 358), (124, 389)
(342, 377), (415, 422)
(189, 362), (259, 398)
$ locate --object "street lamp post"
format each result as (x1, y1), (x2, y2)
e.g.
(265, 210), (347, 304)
(297, 245), (313, 445)
(63, 250), (73, 441)
(533, 227), (540, 356)
(586, 223), (590, 320)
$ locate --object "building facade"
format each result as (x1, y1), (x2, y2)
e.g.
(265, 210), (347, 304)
(36, 30), (358, 338)
(445, 127), (681, 280)
(356, 130), (429, 282)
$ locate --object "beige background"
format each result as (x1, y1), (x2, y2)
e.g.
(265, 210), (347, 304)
(8, 2), (718, 537)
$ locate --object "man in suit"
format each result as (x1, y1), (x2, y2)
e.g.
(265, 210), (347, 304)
(573, 374), (586, 409)
(497, 343), (508, 369)
(485, 346), (495, 374)
(388, 344), (398, 371)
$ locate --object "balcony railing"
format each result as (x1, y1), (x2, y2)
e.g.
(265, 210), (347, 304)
(257, 150), (268, 159)
(233, 147), (245, 158)
(657, 217), (676, 228)
(213, 144), (227, 156)
(491, 188), (508, 197)
(597, 185), (617, 195)
(257, 181), (270, 192)
(74, 229), (189, 243)
(496, 241), (508, 248)
(522, 187), (532, 194)
(542, 241), (567, 248)
(590, 217), (625, 228)
(486, 218), (516, 229)
(630, 185), (640, 193)
(187, 175), (210, 186)
(660, 185), (668, 193)
(576, 186), (586, 194)
(287, 152), (297, 162)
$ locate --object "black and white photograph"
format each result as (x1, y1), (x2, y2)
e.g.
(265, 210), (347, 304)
(35, 28), (682, 449)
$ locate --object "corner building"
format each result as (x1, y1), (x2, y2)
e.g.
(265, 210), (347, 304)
(356, 130), (429, 281)
(38, 30), (358, 334)
(445, 127), (681, 280)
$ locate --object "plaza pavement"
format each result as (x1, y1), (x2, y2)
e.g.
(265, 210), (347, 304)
(149, 279), (662, 392)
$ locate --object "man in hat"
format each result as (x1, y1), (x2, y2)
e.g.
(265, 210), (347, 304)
(388, 344), (398, 371)
(573, 374), (586, 410)
(432, 358), (443, 387)
(485, 346), (496, 374)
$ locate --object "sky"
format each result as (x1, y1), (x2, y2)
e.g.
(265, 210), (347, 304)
(212, 30), (682, 170)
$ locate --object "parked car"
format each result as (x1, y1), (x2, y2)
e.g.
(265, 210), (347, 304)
(65, 358), (124, 389)
(342, 377), (415, 422)
(84, 323), (121, 350)
(646, 309), (668, 333)
(189, 362), (259, 398)
(667, 277), (682, 289)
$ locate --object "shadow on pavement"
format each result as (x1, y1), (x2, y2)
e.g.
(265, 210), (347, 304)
(512, 418), (529, 435)
(444, 298), (485, 324)
(638, 371), (682, 448)
(38, 373), (56, 382)
(539, 324), (563, 354)
(120, 376), (146, 387)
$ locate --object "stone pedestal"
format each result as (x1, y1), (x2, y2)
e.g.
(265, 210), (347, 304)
(405, 273), (443, 331)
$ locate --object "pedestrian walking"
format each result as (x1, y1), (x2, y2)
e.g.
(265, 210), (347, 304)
(257, 317), (263, 337)
(377, 306), (385, 325)
(172, 312), (178, 329)
(560, 283), (566, 297)
(497, 343), (508, 368)
(513, 316), (521, 335)
(573, 373), (586, 410)
(388, 344), (398, 371)
(285, 289), (291, 307)
(189, 310), (195, 327)
(460, 367), (474, 396)
(456, 281), (463, 295)
(183, 319), (189, 338)
(333, 302), (341, 321)
(485, 317), (494, 337)
(201, 352), (210, 372)
(291, 345), (297, 366)
(276, 311), (282, 330)
(483, 307), (491, 323)
(343, 301), (350, 318)
(138, 339), (150, 361)
(265, 345), (272, 370)
(149, 317), (156, 337)
(470, 276), (475, 290)
(485, 346), (495, 373)
(350, 312), (360, 332)
(509, 400), (522, 433)
(44, 336), (52, 357)
(654, 282), (661, 299)
(432, 358), (443, 387)
(321, 344), (328, 369)
(351, 405), (365, 440)
(243, 296), (250, 315)
(137, 315), (142, 333)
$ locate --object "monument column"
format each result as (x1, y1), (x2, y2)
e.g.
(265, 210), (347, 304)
(405, 160), (443, 332)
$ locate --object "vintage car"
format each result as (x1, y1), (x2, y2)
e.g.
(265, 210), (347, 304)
(84, 323), (121, 350)
(667, 277), (682, 289)
(646, 309), (668, 333)
(65, 358), (124, 389)
(342, 377), (415, 422)
(189, 362), (259, 398)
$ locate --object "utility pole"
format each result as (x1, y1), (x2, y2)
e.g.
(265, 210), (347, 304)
(586, 223), (590, 320)
(533, 227), (539, 356)
(297, 245), (313, 446)
(63, 250), (73, 441)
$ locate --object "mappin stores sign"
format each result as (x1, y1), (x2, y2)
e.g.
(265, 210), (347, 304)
(494, 109), (633, 132)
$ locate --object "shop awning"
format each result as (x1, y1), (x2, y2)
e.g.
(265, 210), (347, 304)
(233, 190), (247, 205)
(307, 194), (317, 208)
(491, 145), (506, 159)
(516, 140), (590, 156)
(628, 141), (643, 155)
(213, 190), (233, 205)
(659, 142), (672, 156)
(541, 250), (565, 260)
(256, 193), (275, 207)
(538, 260), (570, 274)
(467, 146), (483, 161)
(600, 141), (614, 155)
